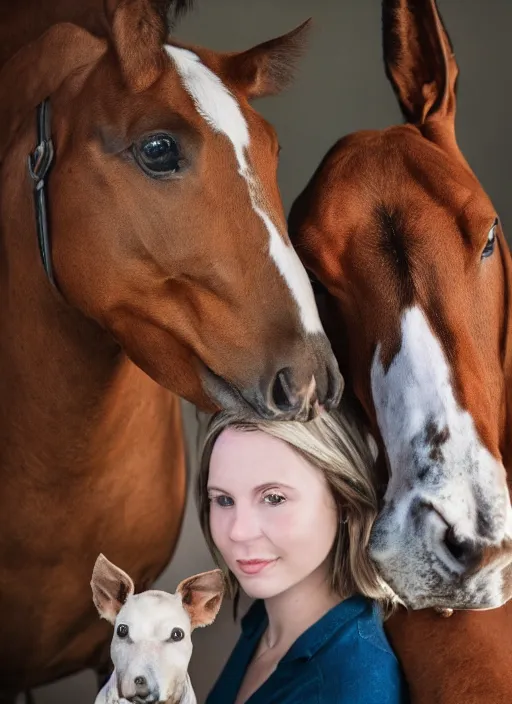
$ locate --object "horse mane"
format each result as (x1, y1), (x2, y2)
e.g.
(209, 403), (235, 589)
(168, 0), (194, 22)
(150, 0), (193, 30)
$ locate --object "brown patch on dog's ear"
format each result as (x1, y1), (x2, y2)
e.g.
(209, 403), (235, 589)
(177, 569), (225, 629)
(91, 554), (135, 624)
(223, 19), (312, 100)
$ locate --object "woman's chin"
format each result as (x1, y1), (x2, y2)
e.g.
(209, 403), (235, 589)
(241, 582), (275, 599)
(237, 573), (289, 600)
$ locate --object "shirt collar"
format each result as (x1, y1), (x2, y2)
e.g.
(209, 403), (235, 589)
(241, 598), (267, 639)
(241, 595), (373, 662)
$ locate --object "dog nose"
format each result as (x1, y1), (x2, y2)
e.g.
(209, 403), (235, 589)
(133, 676), (150, 700)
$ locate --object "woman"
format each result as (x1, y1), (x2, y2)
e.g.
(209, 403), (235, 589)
(196, 405), (408, 703)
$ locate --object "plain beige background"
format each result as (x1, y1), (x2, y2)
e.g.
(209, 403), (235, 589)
(23, 0), (512, 702)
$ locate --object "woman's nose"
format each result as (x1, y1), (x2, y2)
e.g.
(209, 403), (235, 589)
(228, 507), (262, 542)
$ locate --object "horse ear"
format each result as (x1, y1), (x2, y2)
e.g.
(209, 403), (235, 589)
(224, 19), (312, 100)
(107, 0), (193, 92)
(176, 569), (225, 630)
(382, 0), (458, 130)
(91, 554), (135, 625)
(0, 23), (106, 161)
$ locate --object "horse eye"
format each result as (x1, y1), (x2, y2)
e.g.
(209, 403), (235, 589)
(309, 272), (329, 297)
(134, 133), (181, 177)
(117, 624), (129, 638)
(169, 627), (185, 642)
(482, 218), (498, 259)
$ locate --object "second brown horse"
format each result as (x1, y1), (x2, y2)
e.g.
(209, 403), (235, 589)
(290, 0), (512, 701)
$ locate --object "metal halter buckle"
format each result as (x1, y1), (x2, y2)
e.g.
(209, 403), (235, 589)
(27, 98), (57, 288)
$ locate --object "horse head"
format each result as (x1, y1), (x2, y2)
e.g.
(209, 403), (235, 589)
(0, 0), (342, 420)
(289, 0), (512, 609)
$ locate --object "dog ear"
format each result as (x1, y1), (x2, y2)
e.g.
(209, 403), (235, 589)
(177, 568), (225, 629)
(91, 554), (135, 624)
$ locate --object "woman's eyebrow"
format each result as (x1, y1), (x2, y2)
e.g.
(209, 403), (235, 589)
(207, 482), (296, 494)
(253, 482), (295, 493)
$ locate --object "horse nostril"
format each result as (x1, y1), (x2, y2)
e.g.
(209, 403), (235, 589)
(444, 528), (466, 561)
(325, 360), (343, 409)
(271, 368), (295, 411)
(134, 676), (147, 688)
(443, 528), (482, 568)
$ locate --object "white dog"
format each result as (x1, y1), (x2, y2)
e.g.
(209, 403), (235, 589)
(91, 554), (225, 704)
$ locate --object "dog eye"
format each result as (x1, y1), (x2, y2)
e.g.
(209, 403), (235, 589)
(117, 624), (129, 638)
(169, 627), (185, 642)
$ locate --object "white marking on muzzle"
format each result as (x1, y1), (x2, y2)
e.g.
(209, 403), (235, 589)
(367, 305), (512, 608)
(164, 45), (323, 334)
(371, 305), (509, 540)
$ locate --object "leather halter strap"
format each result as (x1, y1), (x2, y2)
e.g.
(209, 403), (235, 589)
(27, 99), (57, 288)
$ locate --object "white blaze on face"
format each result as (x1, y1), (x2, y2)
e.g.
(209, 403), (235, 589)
(370, 305), (509, 541)
(164, 45), (323, 334)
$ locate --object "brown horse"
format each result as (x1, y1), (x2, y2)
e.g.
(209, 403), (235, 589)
(289, 0), (512, 701)
(0, 0), (343, 698)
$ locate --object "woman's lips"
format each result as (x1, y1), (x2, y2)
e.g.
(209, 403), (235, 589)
(236, 559), (278, 575)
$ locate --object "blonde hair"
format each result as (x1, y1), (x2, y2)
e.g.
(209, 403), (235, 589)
(196, 405), (396, 616)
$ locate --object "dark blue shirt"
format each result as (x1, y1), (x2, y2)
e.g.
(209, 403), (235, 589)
(205, 595), (408, 704)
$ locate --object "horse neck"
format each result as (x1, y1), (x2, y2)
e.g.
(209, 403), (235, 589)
(0, 0), (109, 69)
(0, 135), (147, 472)
(0, 268), (134, 462)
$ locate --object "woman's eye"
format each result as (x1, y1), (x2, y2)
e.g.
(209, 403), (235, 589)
(213, 495), (234, 508)
(263, 493), (285, 506)
(482, 217), (498, 259)
(133, 133), (181, 177)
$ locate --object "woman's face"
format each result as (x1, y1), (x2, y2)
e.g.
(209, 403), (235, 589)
(208, 428), (338, 600)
